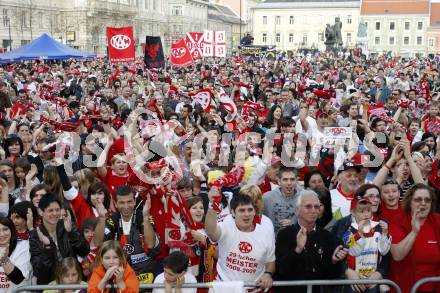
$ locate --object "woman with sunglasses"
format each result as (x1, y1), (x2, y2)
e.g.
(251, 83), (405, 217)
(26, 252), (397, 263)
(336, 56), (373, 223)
(388, 184), (440, 293)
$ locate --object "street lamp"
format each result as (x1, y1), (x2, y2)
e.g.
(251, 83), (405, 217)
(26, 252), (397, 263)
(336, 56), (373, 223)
(5, 16), (11, 51)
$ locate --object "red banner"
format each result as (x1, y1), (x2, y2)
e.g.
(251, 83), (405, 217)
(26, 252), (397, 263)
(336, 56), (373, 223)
(106, 27), (135, 63)
(185, 32), (204, 60)
(170, 38), (194, 67)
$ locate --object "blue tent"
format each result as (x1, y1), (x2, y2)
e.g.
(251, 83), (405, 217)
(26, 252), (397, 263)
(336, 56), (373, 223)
(0, 33), (96, 63)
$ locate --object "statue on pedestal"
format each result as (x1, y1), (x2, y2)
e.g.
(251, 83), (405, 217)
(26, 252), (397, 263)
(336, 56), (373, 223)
(324, 17), (343, 51)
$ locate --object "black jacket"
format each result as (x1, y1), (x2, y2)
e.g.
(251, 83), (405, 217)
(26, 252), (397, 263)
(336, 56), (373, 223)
(29, 220), (90, 285)
(275, 223), (343, 293)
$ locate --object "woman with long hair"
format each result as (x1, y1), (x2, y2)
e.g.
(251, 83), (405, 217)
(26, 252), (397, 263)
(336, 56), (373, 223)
(262, 105), (282, 131)
(88, 240), (139, 293)
(43, 257), (87, 293)
(3, 135), (24, 163)
(56, 159), (112, 228)
(388, 184), (440, 293)
(0, 217), (32, 292)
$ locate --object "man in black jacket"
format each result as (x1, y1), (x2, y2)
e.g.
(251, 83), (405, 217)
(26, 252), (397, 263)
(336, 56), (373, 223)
(275, 190), (348, 293)
(94, 185), (161, 285)
(29, 193), (90, 284)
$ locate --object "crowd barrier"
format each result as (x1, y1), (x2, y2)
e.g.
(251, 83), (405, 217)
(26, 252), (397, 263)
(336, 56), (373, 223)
(410, 277), (440, 293)
(11, 279), (402, 293)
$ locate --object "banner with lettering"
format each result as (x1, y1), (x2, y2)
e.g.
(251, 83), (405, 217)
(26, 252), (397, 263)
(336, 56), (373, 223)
(202, 31), (226, 58)
(185, 32), (204, 60)
(170, 39), (194, 67)
(144, 36), (165, 69)
(106, 27), (135, 63)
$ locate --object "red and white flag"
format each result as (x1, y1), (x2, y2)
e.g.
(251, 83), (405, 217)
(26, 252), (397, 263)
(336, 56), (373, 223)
(185, 32), (204, 60)
(218, 88), (237, 121)
(202, 31), (226, 58)
(170, 39), (194, 67)
(106, 27), (135, 63)
(191, 88), (213, 112)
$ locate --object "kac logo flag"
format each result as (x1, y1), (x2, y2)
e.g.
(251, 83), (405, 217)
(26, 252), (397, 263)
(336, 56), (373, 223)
(106, 27), (135, 63)
(202, 31), (226, 58)
(144, 36), (165, 69)
(170, 39), (194, 67)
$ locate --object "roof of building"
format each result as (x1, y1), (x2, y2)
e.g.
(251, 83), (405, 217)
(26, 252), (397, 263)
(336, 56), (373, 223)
(208, 3), (242, 24)
(360, 0), (429, 15)
(431, 3), (440, 27)
(254, 0), (360, 9)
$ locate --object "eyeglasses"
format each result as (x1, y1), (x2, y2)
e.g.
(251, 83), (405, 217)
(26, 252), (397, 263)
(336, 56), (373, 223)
(383, 178), (399, 185)
(365, 194), (381, 200)
(302, 204), (322, 210)
(412, 197), (432, 204)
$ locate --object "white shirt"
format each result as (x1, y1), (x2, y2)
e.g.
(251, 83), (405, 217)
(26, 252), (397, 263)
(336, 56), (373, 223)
(330, 188), (352, 220)
(152, 272), (197, 293)
(216, 217), (275, 282)
(0, 240), (32, 292)
(222, 214), (275, 239)
(121, 219), (132, 235)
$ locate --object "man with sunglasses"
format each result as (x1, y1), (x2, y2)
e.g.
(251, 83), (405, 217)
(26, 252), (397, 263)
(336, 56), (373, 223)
(276, 190), (348, 293)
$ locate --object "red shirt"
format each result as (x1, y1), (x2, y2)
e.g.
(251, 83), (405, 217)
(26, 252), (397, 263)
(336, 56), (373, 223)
(380, 205), (405, 226)
(389, 214), (440, 293)
(101, 167), (130, 200)
(10, 101), (27, 117)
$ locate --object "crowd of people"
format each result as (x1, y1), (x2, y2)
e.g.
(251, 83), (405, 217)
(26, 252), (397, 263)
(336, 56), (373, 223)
(0, 51), (438, 293)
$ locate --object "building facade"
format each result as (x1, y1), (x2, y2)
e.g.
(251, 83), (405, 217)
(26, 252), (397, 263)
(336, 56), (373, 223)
(208, 2), (241, 53)
(0, 0), (209, 56)
(252, 0), (360, 51)
(212, 0), (260, 42)
(360, 0), (430, 57)
(427, 1), (440, 55)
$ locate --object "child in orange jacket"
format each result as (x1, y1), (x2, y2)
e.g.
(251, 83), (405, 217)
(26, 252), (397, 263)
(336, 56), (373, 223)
(88, 240), (140, 293)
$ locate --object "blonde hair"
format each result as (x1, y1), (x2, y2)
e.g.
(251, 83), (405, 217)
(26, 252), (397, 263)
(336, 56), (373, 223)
(55, 257), (82, 285)
(239, 185), (263, 214)
(95, 240), (127, 269)
(110, 153), (127, 165)
(74, 168), (97, 196)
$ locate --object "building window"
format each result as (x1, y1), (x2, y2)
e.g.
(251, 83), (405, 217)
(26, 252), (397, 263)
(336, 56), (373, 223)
(429, 38), (434, 47)
(144, 0), (149, 9)
(262, 33), (267, 43)
(263, 16), (267, 25)
(289, 33), (294, 43)
(375, 36), (380, 45)
(375, 22), (380, 30)
(417, 36), (422, 45)
(276, 33), (280, 43)
(404, 21), (410, 30)
(275, 16), (280, 25)
(347, 33), (351, 43)
(2, 40), (11, 49)
(417, 21), (423, 30)
(390, 22), (395, 30)
(20, 11), (27, 28)
(21, 40), (29, 46)
(289, 16), (294, 25)
(318, 32), (324, 42)
(303, 35), (307, 45)
(172, 5), (183, 16)
(38, 12), (43, 28)
(404, 36), (409, 45)
(153, 0), (157, 10)
(389, 36), (395, 45)
(347, 15), (352, 24)
(2, 9), (8, 27)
